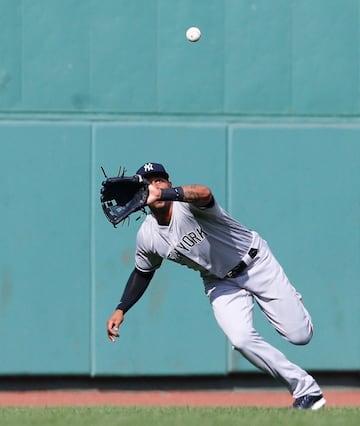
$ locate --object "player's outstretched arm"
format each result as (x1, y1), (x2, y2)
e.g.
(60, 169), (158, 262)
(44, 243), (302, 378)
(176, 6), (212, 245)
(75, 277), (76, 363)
(148, 183), (213, 208)
(106, 268), (155, 342)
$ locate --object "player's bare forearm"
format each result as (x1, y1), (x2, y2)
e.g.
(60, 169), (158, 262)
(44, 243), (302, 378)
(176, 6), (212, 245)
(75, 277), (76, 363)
(106, 309), (124, 342)
(181, 184), (213, 207)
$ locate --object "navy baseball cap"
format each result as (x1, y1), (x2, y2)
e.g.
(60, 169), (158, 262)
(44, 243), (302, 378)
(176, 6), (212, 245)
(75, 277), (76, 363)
(136, 162), (169, 180)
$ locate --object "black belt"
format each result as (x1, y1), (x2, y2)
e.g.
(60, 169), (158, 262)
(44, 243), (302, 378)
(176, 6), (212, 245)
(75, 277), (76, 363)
(226, 248), (258, 278)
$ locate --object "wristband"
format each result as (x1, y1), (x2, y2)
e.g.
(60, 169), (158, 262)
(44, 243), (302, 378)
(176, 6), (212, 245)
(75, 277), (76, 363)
(160, 186), (185, 201)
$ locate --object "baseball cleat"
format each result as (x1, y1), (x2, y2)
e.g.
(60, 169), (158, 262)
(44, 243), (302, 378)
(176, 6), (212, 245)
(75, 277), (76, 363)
(292, 393), (326, 410)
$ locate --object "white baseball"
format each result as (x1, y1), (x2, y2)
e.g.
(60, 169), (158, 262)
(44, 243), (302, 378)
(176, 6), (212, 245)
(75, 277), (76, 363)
(186, 27), (201, 42)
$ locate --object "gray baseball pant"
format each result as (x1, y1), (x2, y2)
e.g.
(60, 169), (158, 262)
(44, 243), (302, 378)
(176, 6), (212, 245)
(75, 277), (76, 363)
(205, 233), (322, 398)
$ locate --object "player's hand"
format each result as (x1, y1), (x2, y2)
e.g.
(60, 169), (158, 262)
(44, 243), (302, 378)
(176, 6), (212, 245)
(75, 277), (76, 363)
(146, 183), (161, 205)
(106, 309), (124, 342)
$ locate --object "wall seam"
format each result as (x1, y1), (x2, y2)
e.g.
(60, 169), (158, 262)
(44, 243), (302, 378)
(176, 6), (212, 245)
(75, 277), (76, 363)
(225, 123), (232, 373)
(90, 124), (96, 377)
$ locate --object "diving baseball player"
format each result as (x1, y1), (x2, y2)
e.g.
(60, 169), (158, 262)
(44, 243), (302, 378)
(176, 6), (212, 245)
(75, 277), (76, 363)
(106, 162), (326, 410)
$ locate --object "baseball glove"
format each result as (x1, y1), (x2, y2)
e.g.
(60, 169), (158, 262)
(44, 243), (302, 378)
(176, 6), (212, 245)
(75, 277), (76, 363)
(100, 168), (149, 227)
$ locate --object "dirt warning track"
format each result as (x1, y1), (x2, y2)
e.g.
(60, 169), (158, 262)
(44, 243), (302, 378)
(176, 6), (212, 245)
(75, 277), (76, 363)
(0, 388), (359, 407)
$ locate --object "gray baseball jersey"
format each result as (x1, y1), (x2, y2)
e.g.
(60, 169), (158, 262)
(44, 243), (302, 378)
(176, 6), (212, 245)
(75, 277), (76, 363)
(135, 199), (253, 281)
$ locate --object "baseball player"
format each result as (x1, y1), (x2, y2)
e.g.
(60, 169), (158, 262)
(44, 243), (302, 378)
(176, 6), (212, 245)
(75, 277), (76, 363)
(106, 162), (326, 410)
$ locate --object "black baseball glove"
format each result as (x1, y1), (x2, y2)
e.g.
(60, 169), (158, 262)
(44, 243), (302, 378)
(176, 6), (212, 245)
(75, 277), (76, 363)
(100, 170), (149, 227)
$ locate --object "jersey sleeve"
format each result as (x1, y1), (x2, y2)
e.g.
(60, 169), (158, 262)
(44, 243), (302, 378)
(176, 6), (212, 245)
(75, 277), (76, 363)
(135, 225), (163, 273)
(189, 196), (222, 217)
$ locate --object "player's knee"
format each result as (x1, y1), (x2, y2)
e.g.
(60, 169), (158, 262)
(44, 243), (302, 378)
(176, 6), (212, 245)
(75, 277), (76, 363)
(288, 325), (313, 346)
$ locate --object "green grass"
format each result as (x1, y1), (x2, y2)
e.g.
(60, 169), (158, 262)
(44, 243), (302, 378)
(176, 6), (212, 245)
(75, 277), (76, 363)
(0, 406), (359, 426)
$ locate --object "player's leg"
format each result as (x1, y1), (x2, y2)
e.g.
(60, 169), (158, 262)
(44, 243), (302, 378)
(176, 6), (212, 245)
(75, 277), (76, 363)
(208, 284), (321, 399)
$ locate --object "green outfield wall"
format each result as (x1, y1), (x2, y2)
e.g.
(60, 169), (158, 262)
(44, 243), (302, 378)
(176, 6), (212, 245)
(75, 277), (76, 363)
(0, 0), (359, 376)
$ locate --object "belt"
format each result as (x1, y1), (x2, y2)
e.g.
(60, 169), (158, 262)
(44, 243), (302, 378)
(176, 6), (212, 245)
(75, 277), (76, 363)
(226, 248), (258, 278)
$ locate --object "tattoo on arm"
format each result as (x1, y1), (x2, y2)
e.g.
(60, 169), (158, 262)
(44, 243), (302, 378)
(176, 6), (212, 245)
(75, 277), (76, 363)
(184, 185), (213, 207)
(185, 185), (201, 202)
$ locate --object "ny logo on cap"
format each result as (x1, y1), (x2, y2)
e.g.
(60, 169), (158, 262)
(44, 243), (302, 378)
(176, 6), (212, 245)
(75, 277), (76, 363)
(143, 163), (154, 172)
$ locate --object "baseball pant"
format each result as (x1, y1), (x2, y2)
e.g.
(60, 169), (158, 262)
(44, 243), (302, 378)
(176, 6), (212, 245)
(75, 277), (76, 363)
(205, 233), (322, 398)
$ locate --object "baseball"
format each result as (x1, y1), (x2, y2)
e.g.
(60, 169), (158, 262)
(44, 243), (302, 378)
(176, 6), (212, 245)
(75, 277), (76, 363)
(186, 27), (201, 42)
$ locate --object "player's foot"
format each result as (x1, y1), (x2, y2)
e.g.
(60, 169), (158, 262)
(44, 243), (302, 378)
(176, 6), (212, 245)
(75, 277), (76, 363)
(292, 393), (326, 410)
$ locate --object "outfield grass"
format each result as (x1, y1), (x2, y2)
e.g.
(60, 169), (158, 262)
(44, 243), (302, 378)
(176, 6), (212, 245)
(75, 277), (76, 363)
(0, 406), (359, 426)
